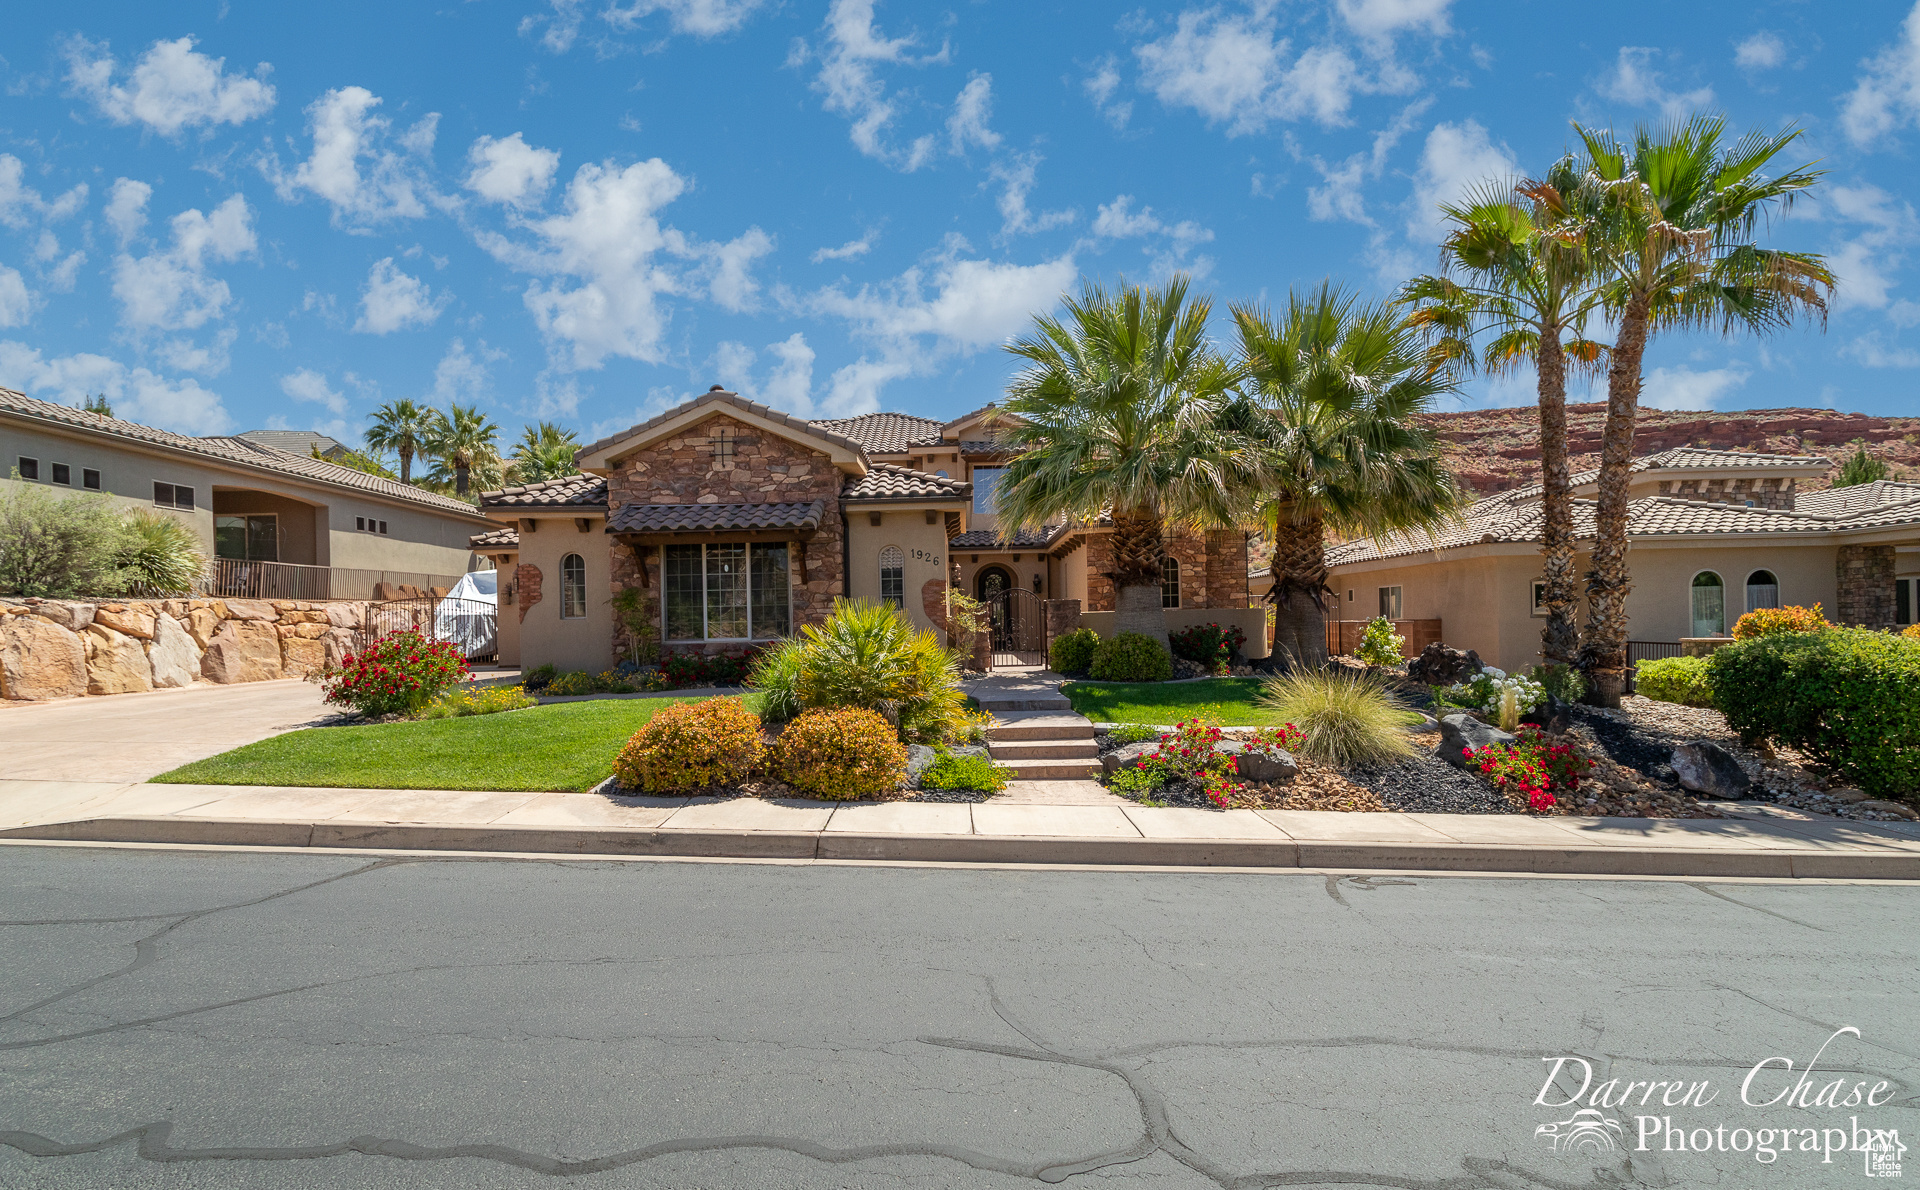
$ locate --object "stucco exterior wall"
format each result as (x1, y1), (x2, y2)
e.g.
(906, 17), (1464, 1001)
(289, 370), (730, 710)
(1080, 607), (1272, 659)
(212, 490), (324, 565)
(515, 515), (615, 674)
(1622, 543), (1838, 640)
(844, 509), (953, 633)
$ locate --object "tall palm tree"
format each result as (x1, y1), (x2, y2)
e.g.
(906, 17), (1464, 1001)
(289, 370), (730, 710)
(425, 403), (503, 497)
(994, 276), (1251, 649)
(1399, 164), (1609, 670)
(1233, 283), (1465, 669)
(507, 421), (581, 485)
(363, 399), (437, 485)
(1568, 115), (1832, 705)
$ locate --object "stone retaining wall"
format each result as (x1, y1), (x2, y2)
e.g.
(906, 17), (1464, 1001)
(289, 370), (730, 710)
(0, 597), (374, 702)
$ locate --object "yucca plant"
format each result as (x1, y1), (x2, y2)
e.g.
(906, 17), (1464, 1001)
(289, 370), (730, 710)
(747, 599), (967, 744)
(117, 509), (206, 594)
(1257, 668), (1414, 767)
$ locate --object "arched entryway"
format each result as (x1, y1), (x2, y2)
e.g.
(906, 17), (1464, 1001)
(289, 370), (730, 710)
(976, 566), (1014, 602)
(975, 565), (1043, 666)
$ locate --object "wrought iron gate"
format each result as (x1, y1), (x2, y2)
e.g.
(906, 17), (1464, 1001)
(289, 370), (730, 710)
(985, 587), (1045, 667)
(354, 596), (499, 663)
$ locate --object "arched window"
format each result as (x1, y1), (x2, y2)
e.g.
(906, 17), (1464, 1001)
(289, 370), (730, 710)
(1690, 571), (1725, 637)
(1745, 569), (1780, 612)
(561, 553), (587, 619)
(879, 546), (904, 608)
(1161, 556), (1181, 608)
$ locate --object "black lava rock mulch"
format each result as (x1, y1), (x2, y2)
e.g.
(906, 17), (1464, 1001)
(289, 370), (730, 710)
(1346, 749), (1512, 815)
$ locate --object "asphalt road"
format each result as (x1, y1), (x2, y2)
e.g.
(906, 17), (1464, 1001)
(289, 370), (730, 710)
(0, 846), (1914, 1189)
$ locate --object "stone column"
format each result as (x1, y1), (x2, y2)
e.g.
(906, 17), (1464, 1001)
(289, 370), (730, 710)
(1836, 544), (1896, 628)
(1044, 598), (1082, 639)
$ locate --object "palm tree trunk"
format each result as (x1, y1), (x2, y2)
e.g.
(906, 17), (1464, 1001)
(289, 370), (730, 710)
(399, 446), (413, 485)
(1580, 295), (1650, 707)
(1108, 506), (1168, 648)
(455, 462), (470, 497)
(1269, 509), (1330, 669)
(1536, 333), (1578, 668)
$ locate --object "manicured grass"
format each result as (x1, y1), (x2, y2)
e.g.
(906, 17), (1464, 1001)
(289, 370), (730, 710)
(1062, 678), (1286, 727)
(152, 695), (763, 791)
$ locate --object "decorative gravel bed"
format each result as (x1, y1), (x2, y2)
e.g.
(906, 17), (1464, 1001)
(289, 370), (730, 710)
(1344, 734), (1515, 814)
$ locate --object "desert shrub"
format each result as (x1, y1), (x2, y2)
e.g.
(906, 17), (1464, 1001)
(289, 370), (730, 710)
(1634, 656), (1716, 708)
(772, 706), (909, 799)
(920, 751), (1010, 793)
(1048, 627), (1099, 675)
(1528, 662), (1586, 705)
(522, 663), (558, 691)
(1104, 722), (1160, 746)
(613, 698), (765, 793)
(1710, 627), (1920, 796)
(1732, 602), (1829, 641)
(1257, 668), (1413, 767)
(1906, 624), (1920, 641)
(1169, 622), (1247, 673)
(318, 629), (469, 717)
(0, 480), (128, 597)
(419, 684), (539, 718)
(1088, 632), (1173, 682)
(1353, 616), (1406, 668)
(1464, 725), (1593, 813)
(749, 599), (965, 743)
(117, 509), (205, 594)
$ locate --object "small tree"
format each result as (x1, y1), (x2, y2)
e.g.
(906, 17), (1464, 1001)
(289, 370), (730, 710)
(0, 479), (128, 597)
(1833, 443), (1890, 489)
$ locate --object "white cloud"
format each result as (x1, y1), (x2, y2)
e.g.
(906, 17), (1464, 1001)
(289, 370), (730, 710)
(465, 133), (560, 207)
(1841, 2), (1920, 147)
(279, 367), (348, 415)
(812, 232), (876, 263)
(523, 0), (765, 52)
(1090, 196), (1215, 278)
(1084, 57), (1132, 128)
(711, 332), (820, 415)
(1823, 183), (1918, 311)
(705, 227), (775, 312)
(264, 87), (438, 227)
(0, 341), (232, 433)
(1336, 0), (1451, 40)
(353, 258), (448, 334)
(105, 178), (151, 245)
(64, 35), (274, 137)
(1303, 99), (1429, 227)
(1404, 119), (1518, 244)
(0, 266), (31, 328)
(1734, 31), (1786, 71)
(1844, 332), (1920, 368)
(1641, 364), (1747, 411)
(430, 338), (507, 405)
(808, 0), (946, 171)
(992, 155), (1075, 238)
(111, 193), (256, 332)
(0, 155), (88, 231)
(154, 328), (234, 376)
(1597, 47), (1715, 120)
(947, 73), (1001, 155)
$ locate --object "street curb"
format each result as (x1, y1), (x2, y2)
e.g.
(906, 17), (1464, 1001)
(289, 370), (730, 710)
(4, 816), (1915, 878)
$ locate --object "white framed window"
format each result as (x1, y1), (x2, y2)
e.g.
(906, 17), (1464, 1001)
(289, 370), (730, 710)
(15, 456), (36, 480)
(1690, 571), (1726, 636)
(561, 553), (587, 619)
(1161, 556), (1180, 608)
(1897, 577), (1916, 626)
(153, 481), (195, 510)
(1378, 586), (1403, 619)
(1745, 569), (1780, 612)
(82, 468), (101, 490)
(879, 545), (904, 608)
(662, 542), (791, 641)
(971, 467), (1005, 514)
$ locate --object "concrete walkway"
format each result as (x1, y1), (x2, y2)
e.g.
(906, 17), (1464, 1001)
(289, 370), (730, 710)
(6, 781), (1918, 877)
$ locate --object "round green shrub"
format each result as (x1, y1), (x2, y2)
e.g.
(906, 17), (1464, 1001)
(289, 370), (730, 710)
(920, 751), (1010, 792)
(1048, 627), (1099, 675)
(772, 706), (909, 799)
(612, 698), (765, 793)
(1088, 632), (1173, 682)
(1633, 656), (1716, 708)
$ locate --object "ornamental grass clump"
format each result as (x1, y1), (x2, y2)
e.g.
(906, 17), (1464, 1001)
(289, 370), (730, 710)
(612, 698), (765, 793)
(749, 599), (966, 743)
(316, 629), (468, 718)
(1257, 668), (1413, 767)
(772, 706), (909, 800)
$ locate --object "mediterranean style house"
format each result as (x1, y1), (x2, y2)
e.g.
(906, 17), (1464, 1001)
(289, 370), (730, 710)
(471, 387), (1269, 673)
(1, 388), (491, 599)
(1308, 447), (1920, 675)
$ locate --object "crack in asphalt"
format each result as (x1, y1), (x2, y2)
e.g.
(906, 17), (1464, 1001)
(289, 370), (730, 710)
(1683, 882), (1826, 932)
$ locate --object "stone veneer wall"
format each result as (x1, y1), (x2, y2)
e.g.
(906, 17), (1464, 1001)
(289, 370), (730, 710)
(1835, 544), (1897, 628)
(0, 597), (372, 702)
(1654, 476), (1797, 510)
(1081, 531), (1244, 613)
(604, 412), (846, 658)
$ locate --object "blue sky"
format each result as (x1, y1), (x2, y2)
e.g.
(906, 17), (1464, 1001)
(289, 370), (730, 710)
(2, 1), (1918, 450)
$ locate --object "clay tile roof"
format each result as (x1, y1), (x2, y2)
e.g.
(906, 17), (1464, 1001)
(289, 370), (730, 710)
(469, 526), (520, 549)
(959, 440), (1010, 456)
(809, 412), (944, 454)
(950, 524), (1068, 550)
(840, 462), (972, 501)
(1636, 446), (1831, 470)
(605, 500), (827, 535)
(1793, 480), (1920, 516)
(477, 473), (609, 508)
(0, 387), (489, 519)
(578, 389), (869, 462)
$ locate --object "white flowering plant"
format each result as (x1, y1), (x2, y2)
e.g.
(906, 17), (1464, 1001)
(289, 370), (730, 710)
(1443, 666), (1547, 727)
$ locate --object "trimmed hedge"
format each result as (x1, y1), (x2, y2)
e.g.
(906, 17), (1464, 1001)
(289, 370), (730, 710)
(1634, 656), (1716, 708)
(772, 706), (909, 799)
(612, 698), (765, 793)
(1048, 627), (1099, 675)
(1089, 632), (1173, 682)
(1732, 603), (1829, 640)
(1710, 627), (1920, 796)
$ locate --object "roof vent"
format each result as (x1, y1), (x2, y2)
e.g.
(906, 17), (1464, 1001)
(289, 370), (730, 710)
(709, 384), (725, 391)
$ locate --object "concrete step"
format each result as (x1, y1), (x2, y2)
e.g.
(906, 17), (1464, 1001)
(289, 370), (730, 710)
(1001, 758), (1102, 780)
(974, 695), (1073, 712)
(987, 711), (1097, 741)
(988, 741), (1100, 761)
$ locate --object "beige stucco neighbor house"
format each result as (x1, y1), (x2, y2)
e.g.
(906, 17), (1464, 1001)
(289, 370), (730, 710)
(1, 388), (492, 598)
(472, 388), (1268, 672)
(1315, 447), (1920, 675)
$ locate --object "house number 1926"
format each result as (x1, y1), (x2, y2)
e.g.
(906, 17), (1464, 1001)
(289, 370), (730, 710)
(910, 549), (940, 566)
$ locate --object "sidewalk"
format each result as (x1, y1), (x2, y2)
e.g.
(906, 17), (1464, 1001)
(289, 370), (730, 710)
(5, 780), (1918, 877)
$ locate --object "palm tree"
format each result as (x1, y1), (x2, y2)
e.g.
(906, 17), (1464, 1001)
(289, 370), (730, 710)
(1232, 283), (1465, 669)
(1399, 164), (1609, 670)
(1568, 115), (1832, 705)
(994, 276), (1251, 650)
(507, 421), (581, 485)
(364, 399), (438, 485)
(425, 403), (503, 497)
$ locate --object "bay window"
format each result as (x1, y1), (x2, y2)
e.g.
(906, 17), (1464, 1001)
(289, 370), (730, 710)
(663, 542), (792, 640)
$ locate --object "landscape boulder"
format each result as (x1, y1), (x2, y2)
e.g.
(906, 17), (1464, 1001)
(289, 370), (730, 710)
(1100, 741), (1160, 774)
(200, 620), (285, 683)
(1438, 714), (1515, 768)
(0, 614), (88, 700)
(280, 635), (328, 678)
(27, 600), (94, 632)
(1217, 742), (1297, 783)
(1406, 643), (1483, 687)
(1670, 740), (1751, 800)
(185, 606), (222, 648)
(93, 605), (156, 640)
(220, 598), (278, 622)
(1171, 657), (1207, 680)
(84, 624), (153, 695)
(1520, 694), (1575, 733)
(325, 602), (363, 629)
(906, 744), (937, 785)
(145, 614), (202, 689)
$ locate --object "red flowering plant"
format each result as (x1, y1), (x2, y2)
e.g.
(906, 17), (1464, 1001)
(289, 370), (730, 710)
(1168, 622), (1249, 674)
(1463, 725), (1593, 814)
(1138, 718), (1246, 808)
(1243, 723), (1305, 756)
(317, 629), (469, 718)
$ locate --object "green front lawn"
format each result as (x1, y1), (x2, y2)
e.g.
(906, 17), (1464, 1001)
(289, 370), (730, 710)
(1062, 678), (1283, 727)
(152, 695), (762, 791)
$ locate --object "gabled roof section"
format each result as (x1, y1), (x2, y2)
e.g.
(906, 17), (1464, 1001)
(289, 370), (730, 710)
(477, 473), (609, 509)
(840, 462), (972, 502)
(950, 524), (1070, 550)
(1498, 445), (1835, 503)
(606, 500), (827, 535)
(469, 526), (520, 550)
(810, 412), (943, 455)
(237, 429), (349, 458)
(940, 402), (1003, 434)
(575, 388), (869, 474)
(0, 387), (487, 519)
(1793, 480), (1920, 517)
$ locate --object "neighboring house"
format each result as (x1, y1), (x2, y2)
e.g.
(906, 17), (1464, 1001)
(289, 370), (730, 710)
(235, 429), (352, 461)
(1305, 447), (1920, 674)
(2, 388), (491, 599)
(472, 387), (1267, 672)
